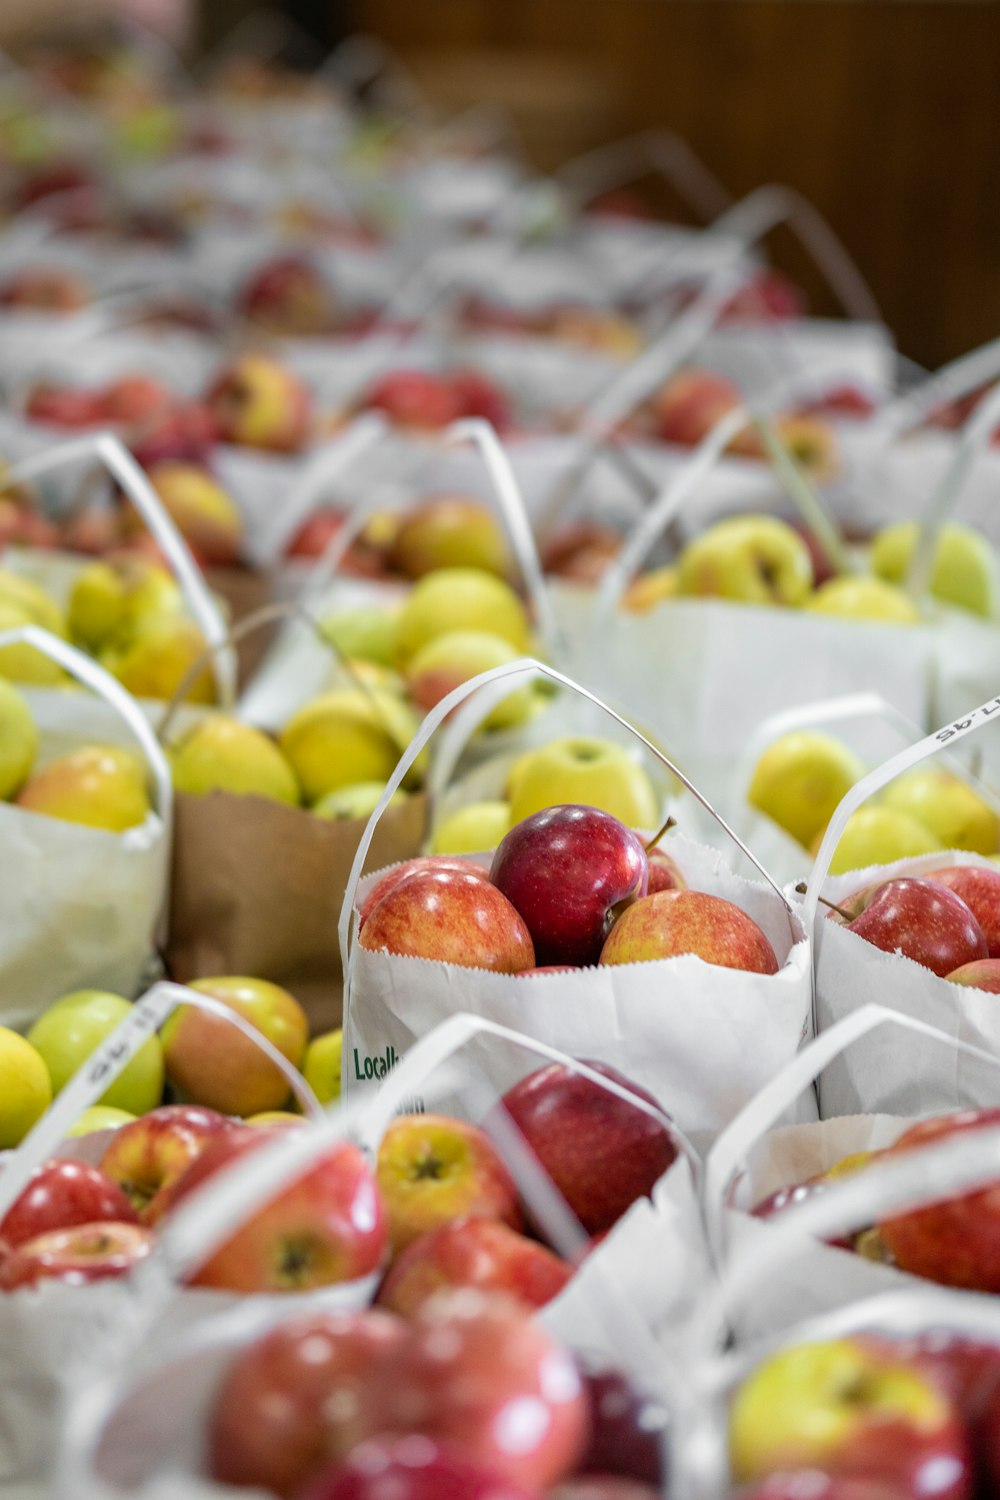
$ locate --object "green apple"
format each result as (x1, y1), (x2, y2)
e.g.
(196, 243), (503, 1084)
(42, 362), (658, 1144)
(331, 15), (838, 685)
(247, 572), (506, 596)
(280, 688), (423, 805)
(312, 781), (408, 820)
(748, 730), (867, 849)
(406, 629), (542, 730)
(676, 516), (813, 607)
(65, 1104), (136, 1137)
(881, 767), (1000, 855)
(817, 805), (944, 875)
(805, 576), (920, 624)
(0, 600), (67, 685)
(0, 567), (66, 638)
(170, 716), (301, 805)
(302, 1028), (342, 1106)
(871, 521), (998, 618)
(0, 1025), (51, 1148)
(0, 677), (38, 799)
(69, 558), (183, 653)
(431, 800), (512, 854)
(394, 568), (531, 668)
(319, 605), (400, 668)
(27, 990), (165, 1115)
(506, 736), (661, 827)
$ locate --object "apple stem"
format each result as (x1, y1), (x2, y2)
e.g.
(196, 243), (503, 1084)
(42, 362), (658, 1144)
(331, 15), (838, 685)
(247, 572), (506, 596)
(793, 881), (853, 921)
(645, 814), (677, 851)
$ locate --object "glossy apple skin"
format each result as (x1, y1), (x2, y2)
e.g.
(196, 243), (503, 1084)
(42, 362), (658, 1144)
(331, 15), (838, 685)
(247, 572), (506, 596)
(751, 1178), (856, 1252)
(359, 868), (535, 973)
(646, 848), (686, 895)
(300, 1436), (539, 1500)
(0, 1159), (138, 1251)
(837, 878), (987, 978)
(358, 857), (490, 930)
(490, 806), (649, 968)
(376, 1114), (522, 1254)
(947, 959), (1000, 992)
(877, 1110), (1000, 1291)
(929, 866), (1000, 959)
(376, 1216), (573, 1317)
(0, 1220), (152, 1290)
(600, 890), (779, 974)
(370, 1290), (588, 1491)
(207, 1308), (407, 1498)
(495, 1061), (676, 1234)
(578, 1368), (666, 1485)
(161, 1126), (388, 1292)
(98, 1103), (234, 1223)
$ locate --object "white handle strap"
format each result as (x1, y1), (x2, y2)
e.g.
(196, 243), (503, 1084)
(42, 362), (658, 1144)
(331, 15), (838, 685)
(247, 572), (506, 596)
(710, 183), (882, 325)
(2, 432), (236, 706)
(0, 978), (323, 1225)
(557, 128), (733, 223)
(338, 656), (795, 988)
(804, 689), (1000, 930)
(874, 334), (1000, 444)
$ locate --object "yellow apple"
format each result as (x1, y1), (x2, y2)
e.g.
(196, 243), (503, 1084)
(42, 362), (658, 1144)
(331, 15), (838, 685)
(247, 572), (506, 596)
(394, 568), (531, 668)
(748, 731), (867, 849)
(805, 576), (921, 624)
(69, 557), (184, 653)
(0, 600), (67, 685)
(16, 744), (151, 832)
(27, 990), (164, 1114)
(302, 1028), (342, 1106)
(169, 715), (300, 805)
(816, 805), (944, 875)
(506, 736), (661, 828)
(101, 614), (216, 703)
(319, 606), (400, 667)
(146, 462), (244, 566)
(0, 1026), (52, 1148)
(406, 629), (542, 730)
(279, 688), (422, 805)
(311, 781), (408, 820)
(65, 1104), (137, 1137)
(388, 497), (512, 580)
(881, 767), (1000, 855)
(676, 516), (813, 607)
(0, 677), (38, 799)
(622, 566), (679, 614)
(430, 800), (512, 854)
(871, 521), (998, 618)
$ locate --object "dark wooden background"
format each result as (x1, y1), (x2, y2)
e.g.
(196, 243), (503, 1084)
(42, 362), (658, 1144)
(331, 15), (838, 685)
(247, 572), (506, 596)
(348, 0), (1000, 372)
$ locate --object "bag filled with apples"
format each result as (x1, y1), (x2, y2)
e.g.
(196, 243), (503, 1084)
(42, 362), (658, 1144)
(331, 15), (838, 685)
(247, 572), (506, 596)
(702, 1001), (1000, 1342)
(341, 658), (812, 1144)
(0, 628), (173, 1031)
(802, 689), (1000, 1118)
(50, 1010), (705, 1500)
(0, 976), (359, 1500)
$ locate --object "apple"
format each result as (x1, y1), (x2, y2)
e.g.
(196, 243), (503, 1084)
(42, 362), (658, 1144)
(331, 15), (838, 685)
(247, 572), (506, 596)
(319, 605), (400, 667)
(0, 677), (38, 798)
(748, 731), (867, 850)
(871, 522), (998, 619)
(299, 1437), (540, 1500)
(207, 1308), (407, 1497)
(206, 354), (313, 453)
(622, 565), (679, 614)
(751, 1175), (862, 1253)
(160, 975), (308, 1118)
(495, 1059), (675, 1233)
(820, 807), (944, 874)
(376, 1215), (572, 1316)
(144, 462), (244, 566)
(650, 369), (742, 447)
(405, 630), (541, 729)
(0, 1027), (52, 1149)
(16, 746), (150, 833)
(25, 383), (104, 430)
(359, 867), (535, 972)
(303, 1029), (342, 1105)
(389, 497), (512, 580)
(542, 522), (622, 586)
(359, 370), (462, 430)
(506, 739), (660, 830)
(948, 959), (1000, 991)
(0, 1220), (153, 1290)
(600, 890), (779, 973)
(68, 556), (183, 653)
(930, 866), (1000, 956)
(876, 1110), (1000, 1290)
(100, 375), (174, 427)
(832, 877), (987, 977)
(578, 1367), (666, 1485)
(358, 856), (489, 929)
(287, 513), (388, 576)
(169, 716), (300, 805)
(100, 614), (216, 703)
(312, 782), (408, 821)
(239, 254), (336, 337)
(646, 846), (686, 894)
(880, 772), (1000, 856)
(0, 1159), (138, 1252)
(64, 1105), (136, 1137)
(804, 577), (920, 624)
(449, 369), (511, 429)
(130, 399), (217, 471)
(279, 689), (420, 806)
(98, 1103), (233, 1221)
(0, 266), (89, 312)
(376, 1113), (522, 1253)
(160, 1125), (388, 1292)
(27, 990), (164, 1115)
(728, 1336), (972, 1496)
(430, 801), (512, 855)
(0, 568), (65, 639)
(676, 516), (813, 606)
(393, 568), (530, 668)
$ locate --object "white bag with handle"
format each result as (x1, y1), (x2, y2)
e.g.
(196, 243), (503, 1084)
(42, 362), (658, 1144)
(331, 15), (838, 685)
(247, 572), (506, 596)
(802, 691), (1000, 1117)
(340, 659), (812, 1144)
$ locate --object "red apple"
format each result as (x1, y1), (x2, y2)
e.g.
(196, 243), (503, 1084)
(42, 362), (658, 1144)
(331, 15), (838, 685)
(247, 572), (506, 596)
(26, 384), (104, 429)
(0, 266), (90, 312)
(100, 374), (174, 426)
(207, 1308), (407, 1497)
(578, 1367), (666, 1485)
(599, 890), (778, 973)
(0, 1220), (152, 1290)
(877, 1110), (1000, 1291)
(495, 1061), (676, 1234)
(490, 805), (649, 967)
(359, 868), (535, 972)
(372, 1290), (589, 1490)
(721, 269), (807, 324)
(161, 1125), (388, 1292)
(376, 1114), (522, 1254)
(206, 354), (313, 453)
(131, 400), (217, 470)
(947, 959), (1000, 992)
(239, 255), (336, 337)
(928, 866), (1000, 958)
(358, 856), (489, 930)
(646, 847), (686, 894)
(360, 370), (461, 430)
(449, 369), (511, 430)
(834, 878), (987, 978)
(376, 1216), (573, 1317)
(0, 1159), (138, 1251)
(300, 1436), (540, 1500)
(98, 1103), (234, 1223)
(650, 368), (742, 447)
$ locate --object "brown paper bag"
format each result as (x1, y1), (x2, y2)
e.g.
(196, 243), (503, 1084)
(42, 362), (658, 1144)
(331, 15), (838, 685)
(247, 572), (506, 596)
(165, 789), (428, 1032)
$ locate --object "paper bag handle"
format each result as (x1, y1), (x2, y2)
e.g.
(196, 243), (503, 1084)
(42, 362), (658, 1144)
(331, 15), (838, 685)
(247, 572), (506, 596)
(874, 334), (1000, 444)
(2, 432), (236, 705)
(557, 128), (733, 222)
(803, 689), (1000, 931)
(0, 979), (322, 1225)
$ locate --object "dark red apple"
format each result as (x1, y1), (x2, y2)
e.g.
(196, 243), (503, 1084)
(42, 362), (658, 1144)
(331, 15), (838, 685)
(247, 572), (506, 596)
(579, 1367), (666, 1485)
(359, 868), (535, 973)
(299, 1436), (539, 1500)
(495, 1060), (676, 1234)
(376, 1216), (573, 1317)
(928, 866), (1000, 959)
(490, 805), (649, 967)
(0, 1159), (138, 1252)
(239, 255), (336, 337)
(751, 1177), (856, 1252)
(834, 878), (987, 978)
